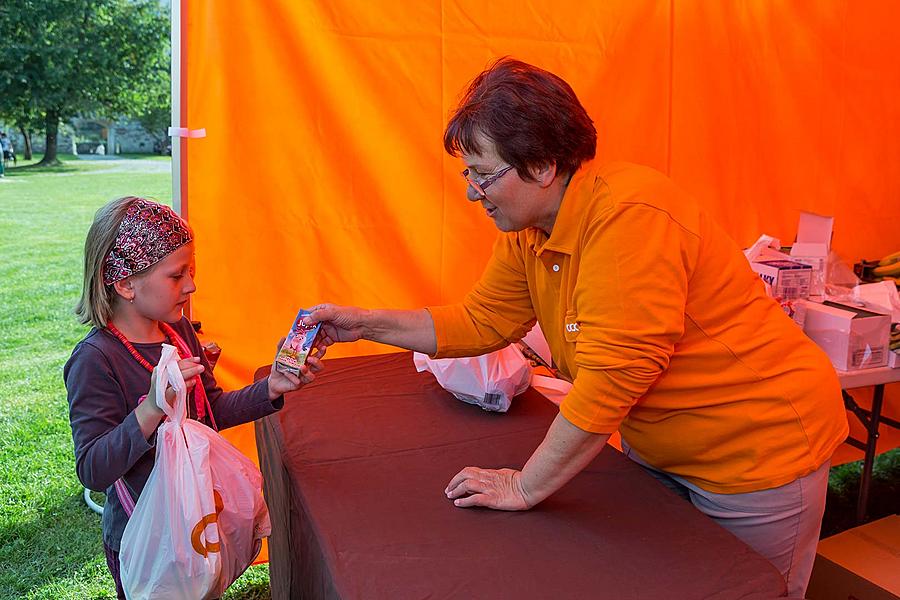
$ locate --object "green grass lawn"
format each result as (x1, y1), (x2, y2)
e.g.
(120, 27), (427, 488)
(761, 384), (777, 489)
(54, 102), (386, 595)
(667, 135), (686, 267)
(0, 155), (270, 599)
(0, 154), (896, 598)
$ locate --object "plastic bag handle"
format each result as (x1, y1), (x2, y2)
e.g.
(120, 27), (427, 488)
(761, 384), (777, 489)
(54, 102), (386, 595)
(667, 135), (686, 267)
(156, 344), (188, 423)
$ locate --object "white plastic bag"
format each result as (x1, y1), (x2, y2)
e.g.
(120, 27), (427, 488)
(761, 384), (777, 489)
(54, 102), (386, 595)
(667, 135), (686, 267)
(119, 344), (271, 600)
(413, 345), (532, 412)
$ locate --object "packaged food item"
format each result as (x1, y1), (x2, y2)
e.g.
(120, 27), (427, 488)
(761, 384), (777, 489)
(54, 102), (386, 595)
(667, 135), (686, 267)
(750, 259), (812, 300)
(275, 309), (321, 376)
(201, 341), (221, 371)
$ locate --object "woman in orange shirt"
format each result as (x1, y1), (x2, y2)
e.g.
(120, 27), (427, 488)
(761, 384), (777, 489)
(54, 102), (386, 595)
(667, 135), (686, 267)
(306, 57), (848, 597)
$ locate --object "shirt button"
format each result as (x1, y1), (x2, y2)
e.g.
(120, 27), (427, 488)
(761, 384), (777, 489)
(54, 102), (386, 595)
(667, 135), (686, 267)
(552, 264), (560, 272)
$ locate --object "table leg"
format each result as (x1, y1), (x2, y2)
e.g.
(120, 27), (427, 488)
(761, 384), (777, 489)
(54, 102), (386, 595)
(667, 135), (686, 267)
(255, 416), (293, 600)
(856, 384), (885, 524)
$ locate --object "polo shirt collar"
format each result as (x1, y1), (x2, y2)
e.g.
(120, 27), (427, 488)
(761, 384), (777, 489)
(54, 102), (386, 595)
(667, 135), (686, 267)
(529, 162), (600, 257)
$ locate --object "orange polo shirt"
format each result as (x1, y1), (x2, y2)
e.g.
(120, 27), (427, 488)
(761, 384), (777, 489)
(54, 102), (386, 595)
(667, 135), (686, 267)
(428, 161), (848, 494)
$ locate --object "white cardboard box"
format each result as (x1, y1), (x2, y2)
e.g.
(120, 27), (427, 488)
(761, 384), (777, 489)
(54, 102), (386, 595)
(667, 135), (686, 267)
(790, 211), (834, 298)
(750, 259), (812, 300)
(802, 300), (890, 370)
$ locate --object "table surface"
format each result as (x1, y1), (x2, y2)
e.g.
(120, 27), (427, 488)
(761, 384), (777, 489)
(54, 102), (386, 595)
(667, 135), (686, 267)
(837, 365), (900, 390)
(256, 352), (786, 600)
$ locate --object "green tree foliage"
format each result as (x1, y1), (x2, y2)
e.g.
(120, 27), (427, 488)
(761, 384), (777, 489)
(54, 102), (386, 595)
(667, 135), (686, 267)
(133, 66), (172, 154)
(0, 0), (169, 165)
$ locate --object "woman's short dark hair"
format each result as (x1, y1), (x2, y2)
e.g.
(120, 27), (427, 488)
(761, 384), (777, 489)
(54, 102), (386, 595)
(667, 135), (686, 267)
(443, 57), (597, 180)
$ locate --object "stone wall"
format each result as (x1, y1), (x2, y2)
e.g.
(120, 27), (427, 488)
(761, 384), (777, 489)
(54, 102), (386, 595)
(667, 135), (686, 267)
(111, 119), (163, 154)
(0, 118), (164, 156)
(0, 125), (76, 156)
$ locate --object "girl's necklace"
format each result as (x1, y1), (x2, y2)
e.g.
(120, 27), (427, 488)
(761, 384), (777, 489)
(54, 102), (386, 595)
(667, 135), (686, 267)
(106, 322), (176, 372)
(105, 321), (215, 428)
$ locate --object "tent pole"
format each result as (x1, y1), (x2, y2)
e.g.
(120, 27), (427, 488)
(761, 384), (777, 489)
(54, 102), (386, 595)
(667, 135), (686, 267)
(170, 0), (192, 322)
(171, 0), (183, 217)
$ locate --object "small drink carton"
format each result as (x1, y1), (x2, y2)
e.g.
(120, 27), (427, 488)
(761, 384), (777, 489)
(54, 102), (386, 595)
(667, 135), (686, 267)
(275, 309), (322, 376)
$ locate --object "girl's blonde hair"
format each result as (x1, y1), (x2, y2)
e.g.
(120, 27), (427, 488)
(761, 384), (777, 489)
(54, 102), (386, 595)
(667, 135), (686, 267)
(75, 196), (143, 329)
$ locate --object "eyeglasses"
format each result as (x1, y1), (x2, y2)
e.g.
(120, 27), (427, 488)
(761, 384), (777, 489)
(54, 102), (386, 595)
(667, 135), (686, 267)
(461, 165), (514, 197)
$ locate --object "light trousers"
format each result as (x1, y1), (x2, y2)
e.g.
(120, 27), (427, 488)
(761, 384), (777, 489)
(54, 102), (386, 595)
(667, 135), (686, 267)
(622, 442), (829, 598)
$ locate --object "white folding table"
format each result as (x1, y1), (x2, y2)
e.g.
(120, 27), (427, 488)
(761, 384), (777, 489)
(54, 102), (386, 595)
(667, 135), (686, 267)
(837, 366), (900, 523)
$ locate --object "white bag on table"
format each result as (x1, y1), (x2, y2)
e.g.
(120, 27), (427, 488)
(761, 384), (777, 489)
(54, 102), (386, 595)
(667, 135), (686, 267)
(119, 344), (270, 600)
(413, 345), (532, 412)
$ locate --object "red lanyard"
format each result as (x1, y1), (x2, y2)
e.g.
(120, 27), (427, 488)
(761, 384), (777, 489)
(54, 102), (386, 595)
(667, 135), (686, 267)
(106, 321), (215, 428)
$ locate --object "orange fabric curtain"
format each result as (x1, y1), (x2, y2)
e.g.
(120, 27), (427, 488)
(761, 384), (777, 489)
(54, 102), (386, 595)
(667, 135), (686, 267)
(180, 0), (900, 510)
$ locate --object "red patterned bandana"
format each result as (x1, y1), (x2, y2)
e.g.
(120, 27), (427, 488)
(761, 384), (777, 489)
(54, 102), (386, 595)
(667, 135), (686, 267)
(103, 198), (193, 285)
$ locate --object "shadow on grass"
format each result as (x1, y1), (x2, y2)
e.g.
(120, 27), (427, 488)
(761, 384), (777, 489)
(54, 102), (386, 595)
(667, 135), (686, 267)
(0, 489), (271, 599)
(115, 154), (171, 161)
(2, 153), (168, 177)
(4, 163), (80, 177)
(0, 490), (110, 598)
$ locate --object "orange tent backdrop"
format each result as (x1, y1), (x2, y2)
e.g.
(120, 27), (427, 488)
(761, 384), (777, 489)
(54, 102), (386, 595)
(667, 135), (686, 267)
(179, 0), (900, 505)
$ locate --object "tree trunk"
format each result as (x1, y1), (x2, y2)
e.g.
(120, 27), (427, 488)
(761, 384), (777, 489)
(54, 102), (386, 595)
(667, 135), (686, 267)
(37, 110), (61, 166)
(18, 125), (33, 161)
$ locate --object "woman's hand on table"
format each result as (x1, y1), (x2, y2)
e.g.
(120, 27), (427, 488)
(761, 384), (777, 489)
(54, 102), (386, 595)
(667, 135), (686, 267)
(445, 467), (534, 511)
(267, 337), (324, 401)
(445, 416), (611, 511)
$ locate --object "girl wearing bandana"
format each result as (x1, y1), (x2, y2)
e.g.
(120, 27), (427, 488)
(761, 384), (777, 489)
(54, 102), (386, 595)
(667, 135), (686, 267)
(63, 196), (322, 598)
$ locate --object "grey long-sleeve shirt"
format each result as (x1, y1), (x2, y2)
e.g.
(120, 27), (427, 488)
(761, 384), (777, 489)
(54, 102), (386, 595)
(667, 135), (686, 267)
(64, 317), (282, 551)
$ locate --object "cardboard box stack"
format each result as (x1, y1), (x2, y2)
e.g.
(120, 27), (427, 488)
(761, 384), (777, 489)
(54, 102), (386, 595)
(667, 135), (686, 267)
(790, 211), (834, 300)
(744, 212), (897, 365)
(744, 237), (811, 327)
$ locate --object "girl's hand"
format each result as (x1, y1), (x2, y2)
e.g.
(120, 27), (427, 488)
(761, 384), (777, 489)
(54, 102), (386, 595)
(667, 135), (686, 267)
(136, 367), (174, 439)
(147, 366), (176, 412)
(177, 356), (205, 390)
(146, 358), (203, 414)
(267, 338), (325, 400)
